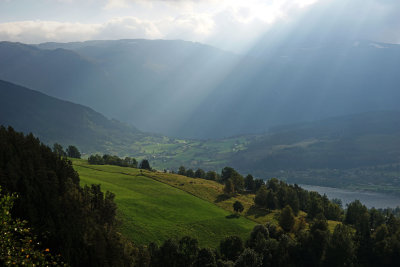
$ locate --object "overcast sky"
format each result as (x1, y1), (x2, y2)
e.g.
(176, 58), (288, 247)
(0, 0), (399, 53)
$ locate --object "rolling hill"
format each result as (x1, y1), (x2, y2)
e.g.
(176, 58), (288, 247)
(72, 159), (257, 247)
(72, 159), (343, 247)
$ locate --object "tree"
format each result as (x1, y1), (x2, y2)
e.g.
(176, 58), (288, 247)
(247, 225), (270, 253)
(244, 174), (255, 192)
(286, 189), (300, 215)
(178, 236), (199, 267)
(88, 154), (104, 165)
(186, 169), (195, 178)
(157, 239), (179, 267)
(220, 236), (244, 262)
(253, 179), (265, 192)
(221, 167), (239, 183)
(178, 166), (186, 175)
(266, 178), (279, 192)
(234, 248), (262, 267)
(66, 145), (81, 158)
(345, 200), (368, 226)
(224, 179), (234, 196)
(233, 201), (244, 214)
(124, 157), (137, 168)
(205, 171), (218, 181)
(231, 173), (244, 193)
(279, 205), (295, 232)
(0, 127), (134, 266)
(266, 190), (278, 210)
(308, 215), (330, 265)
(324, 224), (355, 267)
(254, 185), (268, 207)
(307, 192), (324, 219)
(53, 143), (66, 156)
(139, 159), (151, 170)
(194, 248), (216, 267)
(324, 201), (343, 221)
(195, 168), (206, 178)
(0, 188), (65, 265)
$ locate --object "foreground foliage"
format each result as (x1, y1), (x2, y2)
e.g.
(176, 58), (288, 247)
(0, 188), (66, 266)
(0, 126), (135, 266)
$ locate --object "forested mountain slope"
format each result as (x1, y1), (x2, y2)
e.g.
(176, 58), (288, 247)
(0, 80), (143, 153)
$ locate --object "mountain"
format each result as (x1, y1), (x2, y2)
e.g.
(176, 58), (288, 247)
(229, 110), (400, 172)
(0, 40), (238, 137)
(0, 79), (143, 154)
(225, 110), (400, 192)
(0, 41), (112, 109)
(1, 39), (400, 139)
(186, 40), (400, 138)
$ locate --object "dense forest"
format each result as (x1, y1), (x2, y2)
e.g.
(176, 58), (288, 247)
(0, 126), (136, 266)
(1, 127), (400, 266)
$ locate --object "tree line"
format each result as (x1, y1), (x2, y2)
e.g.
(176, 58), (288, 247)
(176, 165), (220, 181)
(175, 165), (264, 195)
(53, 143), (81, 158)
(176, 165), (342, 221)
(254, 178), (343, 221)
(88, 153), (152, 170)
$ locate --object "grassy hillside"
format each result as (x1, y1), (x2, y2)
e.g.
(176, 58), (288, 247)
(72, 159), (256, 248)
(72, 159), (341, 247)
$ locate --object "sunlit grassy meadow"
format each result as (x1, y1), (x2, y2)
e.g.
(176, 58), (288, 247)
(72, 159), (342, 248)
(72, 159), (256, 248)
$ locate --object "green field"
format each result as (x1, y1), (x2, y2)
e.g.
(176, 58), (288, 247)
(72, 159), (256, 248)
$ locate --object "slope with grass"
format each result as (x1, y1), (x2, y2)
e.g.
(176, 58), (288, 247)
(72, 159), (341, 247)
(71, 159), (256, 248)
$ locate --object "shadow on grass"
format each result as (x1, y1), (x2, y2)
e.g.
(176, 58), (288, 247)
(246, 205), (270, 218)
(226, 214), (240, 219)
(215, 194), (231, 203)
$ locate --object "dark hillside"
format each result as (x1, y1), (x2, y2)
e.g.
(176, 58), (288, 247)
(0, 80), (141, 153)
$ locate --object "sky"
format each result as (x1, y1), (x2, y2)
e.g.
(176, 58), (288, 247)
(0, 0), (399, 53)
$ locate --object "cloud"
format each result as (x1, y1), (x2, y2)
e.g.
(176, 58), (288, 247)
(298, 0), (400, 43)
(0, 19), (162, 43)
(0, 21), (101, 43)
(0, 0), (399, 52)
(0, 16), (213, 44)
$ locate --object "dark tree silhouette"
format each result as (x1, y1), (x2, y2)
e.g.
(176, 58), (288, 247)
(66, 145), (81, 158)
(53, 143), (66, 157)
(233, 201), (244, 214)
(139, 159), (151, 170)
(279, 205), (295, 232)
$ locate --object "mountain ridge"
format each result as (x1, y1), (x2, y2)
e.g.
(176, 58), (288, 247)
(1, 39), (400, 138)
(0, 79), (142, 153)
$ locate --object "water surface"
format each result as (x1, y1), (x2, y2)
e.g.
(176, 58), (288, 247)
(299, 184), (400, 209)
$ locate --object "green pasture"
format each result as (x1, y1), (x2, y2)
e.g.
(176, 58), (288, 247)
(72, 159), (256, 248)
